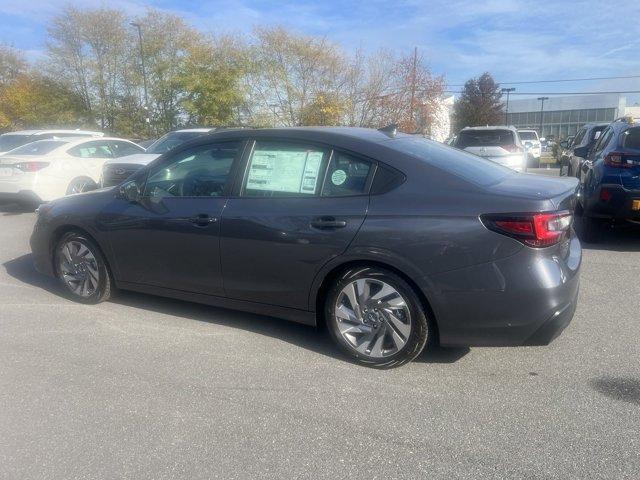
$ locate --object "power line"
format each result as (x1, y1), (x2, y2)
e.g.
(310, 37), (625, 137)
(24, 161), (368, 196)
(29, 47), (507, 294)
(443, 90), (640, 95)
(446, 74), (640, 87)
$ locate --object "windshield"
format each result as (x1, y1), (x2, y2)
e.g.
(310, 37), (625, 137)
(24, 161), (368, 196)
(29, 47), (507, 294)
(146, 131), (208, 154)
(456, 129), (515, 148)
(392, 136), (514, 187)
(518, 131), (538, 141)
(6, 140), (67, 155)
(0, 134), (32, 152)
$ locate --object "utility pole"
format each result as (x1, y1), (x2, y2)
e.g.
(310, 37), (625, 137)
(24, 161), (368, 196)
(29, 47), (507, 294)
(537, 96), (549, 138)
(409, 46), (417, 128)
(131, 22), (150, 136)
(501, 87), (515, 124)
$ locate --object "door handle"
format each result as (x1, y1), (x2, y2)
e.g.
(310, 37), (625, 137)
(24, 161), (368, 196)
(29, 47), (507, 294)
(310, 217), (347, 229)
(188, 214), (216, 227)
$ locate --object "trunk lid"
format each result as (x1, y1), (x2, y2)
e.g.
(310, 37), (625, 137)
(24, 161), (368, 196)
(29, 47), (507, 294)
(488, 173), (579, 209)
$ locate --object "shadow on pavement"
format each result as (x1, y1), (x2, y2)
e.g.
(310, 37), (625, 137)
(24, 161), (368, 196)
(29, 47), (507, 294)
(0, 201), (37, 216)
(574, 219), (640, 253)
(590, 377), (640, 406)
(3, 253), (468, 366)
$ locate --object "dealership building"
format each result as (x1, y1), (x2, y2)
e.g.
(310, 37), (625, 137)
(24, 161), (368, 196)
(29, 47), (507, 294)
(504, 94), (636, 140)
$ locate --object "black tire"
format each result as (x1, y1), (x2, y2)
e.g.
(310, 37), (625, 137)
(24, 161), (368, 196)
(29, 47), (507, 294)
(324, 266), (430, 368)
(578, 215), (603, 243)
(66, 177), (97, 196)
(54, 231), (112, 304)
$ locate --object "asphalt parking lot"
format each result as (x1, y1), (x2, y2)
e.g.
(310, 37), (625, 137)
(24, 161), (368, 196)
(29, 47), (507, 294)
(1, 200), (639, 479)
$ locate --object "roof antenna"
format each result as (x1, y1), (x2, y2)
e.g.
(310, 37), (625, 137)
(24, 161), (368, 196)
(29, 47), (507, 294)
(378, 123), (398, 138)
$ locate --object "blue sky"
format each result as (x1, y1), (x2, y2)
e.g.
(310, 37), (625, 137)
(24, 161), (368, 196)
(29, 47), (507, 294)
(1, 0), (639, 102)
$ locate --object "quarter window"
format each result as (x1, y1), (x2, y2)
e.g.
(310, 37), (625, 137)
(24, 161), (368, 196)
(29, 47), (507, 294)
(321, 151), (372, 197)
(144, 142), (240, 198)
(242, 141), (329, 197)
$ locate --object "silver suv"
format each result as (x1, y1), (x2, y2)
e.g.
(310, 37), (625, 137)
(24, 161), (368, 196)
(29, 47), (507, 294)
(454, 126), (526, 171)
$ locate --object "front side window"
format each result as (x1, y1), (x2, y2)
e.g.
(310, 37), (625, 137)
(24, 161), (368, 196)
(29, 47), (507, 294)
(321, 151), (372, 197)
(242, 141), (328, 197)
(110, 141), (144, 158)
(572, 128), (586, 147)
(68, 141), (113, 159)
(144, 142), (240, 198)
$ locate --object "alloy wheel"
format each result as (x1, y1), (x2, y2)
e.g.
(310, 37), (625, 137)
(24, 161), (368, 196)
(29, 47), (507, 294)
(334, 278), (412, 358)
(58, 240), (100, 297)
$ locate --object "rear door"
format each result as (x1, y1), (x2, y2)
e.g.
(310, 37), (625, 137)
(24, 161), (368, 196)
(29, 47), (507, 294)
(220, 139), (374, 310)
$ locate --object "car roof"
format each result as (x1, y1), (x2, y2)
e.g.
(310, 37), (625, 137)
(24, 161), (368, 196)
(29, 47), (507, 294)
(173, 128), (215, 133)
(0, 129), (104, 136)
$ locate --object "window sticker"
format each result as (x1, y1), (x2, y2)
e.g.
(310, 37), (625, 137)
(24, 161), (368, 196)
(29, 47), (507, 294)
(246, 148), (323, 194)
(331, 169), (347, 186)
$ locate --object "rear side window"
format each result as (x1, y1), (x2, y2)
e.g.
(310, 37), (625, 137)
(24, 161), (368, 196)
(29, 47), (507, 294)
(7, 140), (66, 155)
(242, 141), (329, 197)
(622, 128), (640, 150)
(110, 141), (144, 157)
(593, 127), (613, 154)
(392, 137), (513, 187)
(68, 141), (113, 158)
(590, 127), (605, 143)
(456, 129), (515, 148)
(572, 128), (586, 146)
(321, 152), (372, 197)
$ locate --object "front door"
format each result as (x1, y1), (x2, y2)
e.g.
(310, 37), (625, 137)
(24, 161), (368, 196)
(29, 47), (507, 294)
(101, 140), (244, 296)
(220, 140), (374, 310)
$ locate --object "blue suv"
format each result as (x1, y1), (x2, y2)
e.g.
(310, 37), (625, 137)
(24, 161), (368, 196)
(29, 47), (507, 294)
(577, 117), (640, 239)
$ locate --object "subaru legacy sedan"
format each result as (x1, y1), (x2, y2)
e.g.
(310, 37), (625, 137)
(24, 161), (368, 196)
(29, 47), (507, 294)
(30, 127), (581, 368)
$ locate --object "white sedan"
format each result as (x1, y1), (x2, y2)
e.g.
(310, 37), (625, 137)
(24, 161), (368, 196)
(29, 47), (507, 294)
(0, 137), (144, 203)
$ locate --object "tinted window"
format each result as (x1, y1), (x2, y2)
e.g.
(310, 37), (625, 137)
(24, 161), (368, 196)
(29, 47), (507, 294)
(590, 126), (605, 143)
(110, 141), (144, 157)
(68, 141), (113, 158)
(622, 127), (640, 150)
(392, 137), (514, 187)
(322, 151), (372, 197)
(146, 131), (208, 154)
(456, 129), (515, 148)
(593, 127), (613, 154)
(371, 164), (405, 194)
(145, 142), (240, 198)
(518, 131), (538, 141)
(242, 141), (328, 197)
(0, 134), (31, 152)
(572, 128), (586, 146)
(7, 140), (67, 155)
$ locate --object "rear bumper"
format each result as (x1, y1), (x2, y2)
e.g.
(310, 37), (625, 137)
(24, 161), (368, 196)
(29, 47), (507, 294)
(428, 231), (581, 347)
(585, 184), (640, 221)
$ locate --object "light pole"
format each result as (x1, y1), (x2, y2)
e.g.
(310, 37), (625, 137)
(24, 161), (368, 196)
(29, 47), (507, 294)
(130, 22), (150, 135)
(501, 87), (515, 124)
(537, 96), (549, 139)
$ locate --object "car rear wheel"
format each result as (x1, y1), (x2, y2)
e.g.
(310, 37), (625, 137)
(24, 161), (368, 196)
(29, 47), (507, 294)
(54, 232), (111, 304)
(325, 266), (429, 368)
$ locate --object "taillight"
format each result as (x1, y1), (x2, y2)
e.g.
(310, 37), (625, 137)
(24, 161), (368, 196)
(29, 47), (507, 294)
(481, 211), (573, 248)
(503, 144), (523, 153)
(604, 152), (640, 168)
(14, 162), (50, 172)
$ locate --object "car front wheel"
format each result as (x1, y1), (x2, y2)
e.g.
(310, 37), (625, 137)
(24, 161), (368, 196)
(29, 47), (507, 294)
(54, 232), (112, 304)
(325, 266), (430, 368)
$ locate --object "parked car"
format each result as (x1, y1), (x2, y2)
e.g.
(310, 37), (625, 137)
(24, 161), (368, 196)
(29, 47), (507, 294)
(0, 129), (104, 155)
(30, 127), (581, 368)
(560, 122), (608, 177)
(100, 128), (214, 187)
(575, 117), (640, 240)
(517, 129), (541, 167)
(0, 137), (143, 204)
(453, 126), (527, 171)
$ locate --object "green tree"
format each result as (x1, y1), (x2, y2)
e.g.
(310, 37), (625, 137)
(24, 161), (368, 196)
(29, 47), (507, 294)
(178, 37), (248, 126)
(453, 72), (504, 131)
(0, 74), (87, 129)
